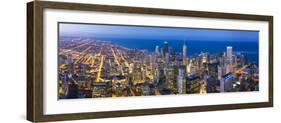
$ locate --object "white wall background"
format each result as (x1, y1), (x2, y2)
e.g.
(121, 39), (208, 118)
(0, 0), (280, 122)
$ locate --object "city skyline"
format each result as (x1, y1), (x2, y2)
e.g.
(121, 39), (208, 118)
(58, 23), (259, 99)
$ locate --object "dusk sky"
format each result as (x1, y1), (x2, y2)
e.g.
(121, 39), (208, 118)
(59, 23), (259, 42)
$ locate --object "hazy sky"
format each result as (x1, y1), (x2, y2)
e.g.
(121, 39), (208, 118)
(59, 23), (259, 42)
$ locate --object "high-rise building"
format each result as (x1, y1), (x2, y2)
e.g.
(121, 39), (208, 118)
(220, 72), (234, 92)
(67, 55), (74, 74)
(186, 74), (200, 93)
(226, 64), (233, 74)
(198, 53), (209, 72)
(208, 63), (218, 77)
(236, 53), (245, 67)
(165, 52), (170, 64)
(206, 76), (219, 93)
(155, 45), (160, 56)
(177, 66), (186, 94)
(165, 64), (177, 90)
(227, 46), (233, 63)
(163, 41), (169, 57)
(183, 43), (187, 65)
(226, 46), (233, 73)
(132, 62), (145, 83)
(217, 65), (225, 80)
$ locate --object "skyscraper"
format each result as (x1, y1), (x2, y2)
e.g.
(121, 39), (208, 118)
(155, 45), (160, 56)
(183, 43), (187, 65)
(132, 62), (145, 83)
(217, 66), (225, 80)
(67, 55), (74, 74)
(177, 66), (186, 94)
(165, 52), (170, 64)
(220, 72), (234, 92)
(227, 46), (232, 62)
(226, 46), (233, 73)
(208, 62), (218, 77)
(163, 41), (169, 57)
(166, 64), (177, 90)
(186, 74), (200, 93)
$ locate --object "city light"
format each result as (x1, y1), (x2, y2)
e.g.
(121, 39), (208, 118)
(58, 24), (259, 99)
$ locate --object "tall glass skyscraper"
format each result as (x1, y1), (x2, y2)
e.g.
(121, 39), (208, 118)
(163, 41), (169, 57)
(183, 43), (187, 65)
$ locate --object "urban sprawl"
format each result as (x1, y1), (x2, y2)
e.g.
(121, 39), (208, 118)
(58, 38), (259, 99)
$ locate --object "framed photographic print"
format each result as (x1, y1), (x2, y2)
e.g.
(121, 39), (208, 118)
(27, 1), (273, 122)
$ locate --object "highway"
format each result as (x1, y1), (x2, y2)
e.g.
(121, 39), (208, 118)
(80, 46), (91, 54)
(111, 48), (120, 65)
(96, 55), (105, 82)
(235, 65), (250, 74)
(117, 49), (130, 68)
(63, 41), (91, 54)
(90, 55), (96, 67)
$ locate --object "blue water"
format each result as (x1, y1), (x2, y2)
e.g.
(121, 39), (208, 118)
(88, 37), (258, 63)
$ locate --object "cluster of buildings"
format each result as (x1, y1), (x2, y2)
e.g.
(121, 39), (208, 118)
(58, 38), (259, 99)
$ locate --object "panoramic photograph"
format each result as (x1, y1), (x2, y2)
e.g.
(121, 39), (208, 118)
(58, 23), (259, 99)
